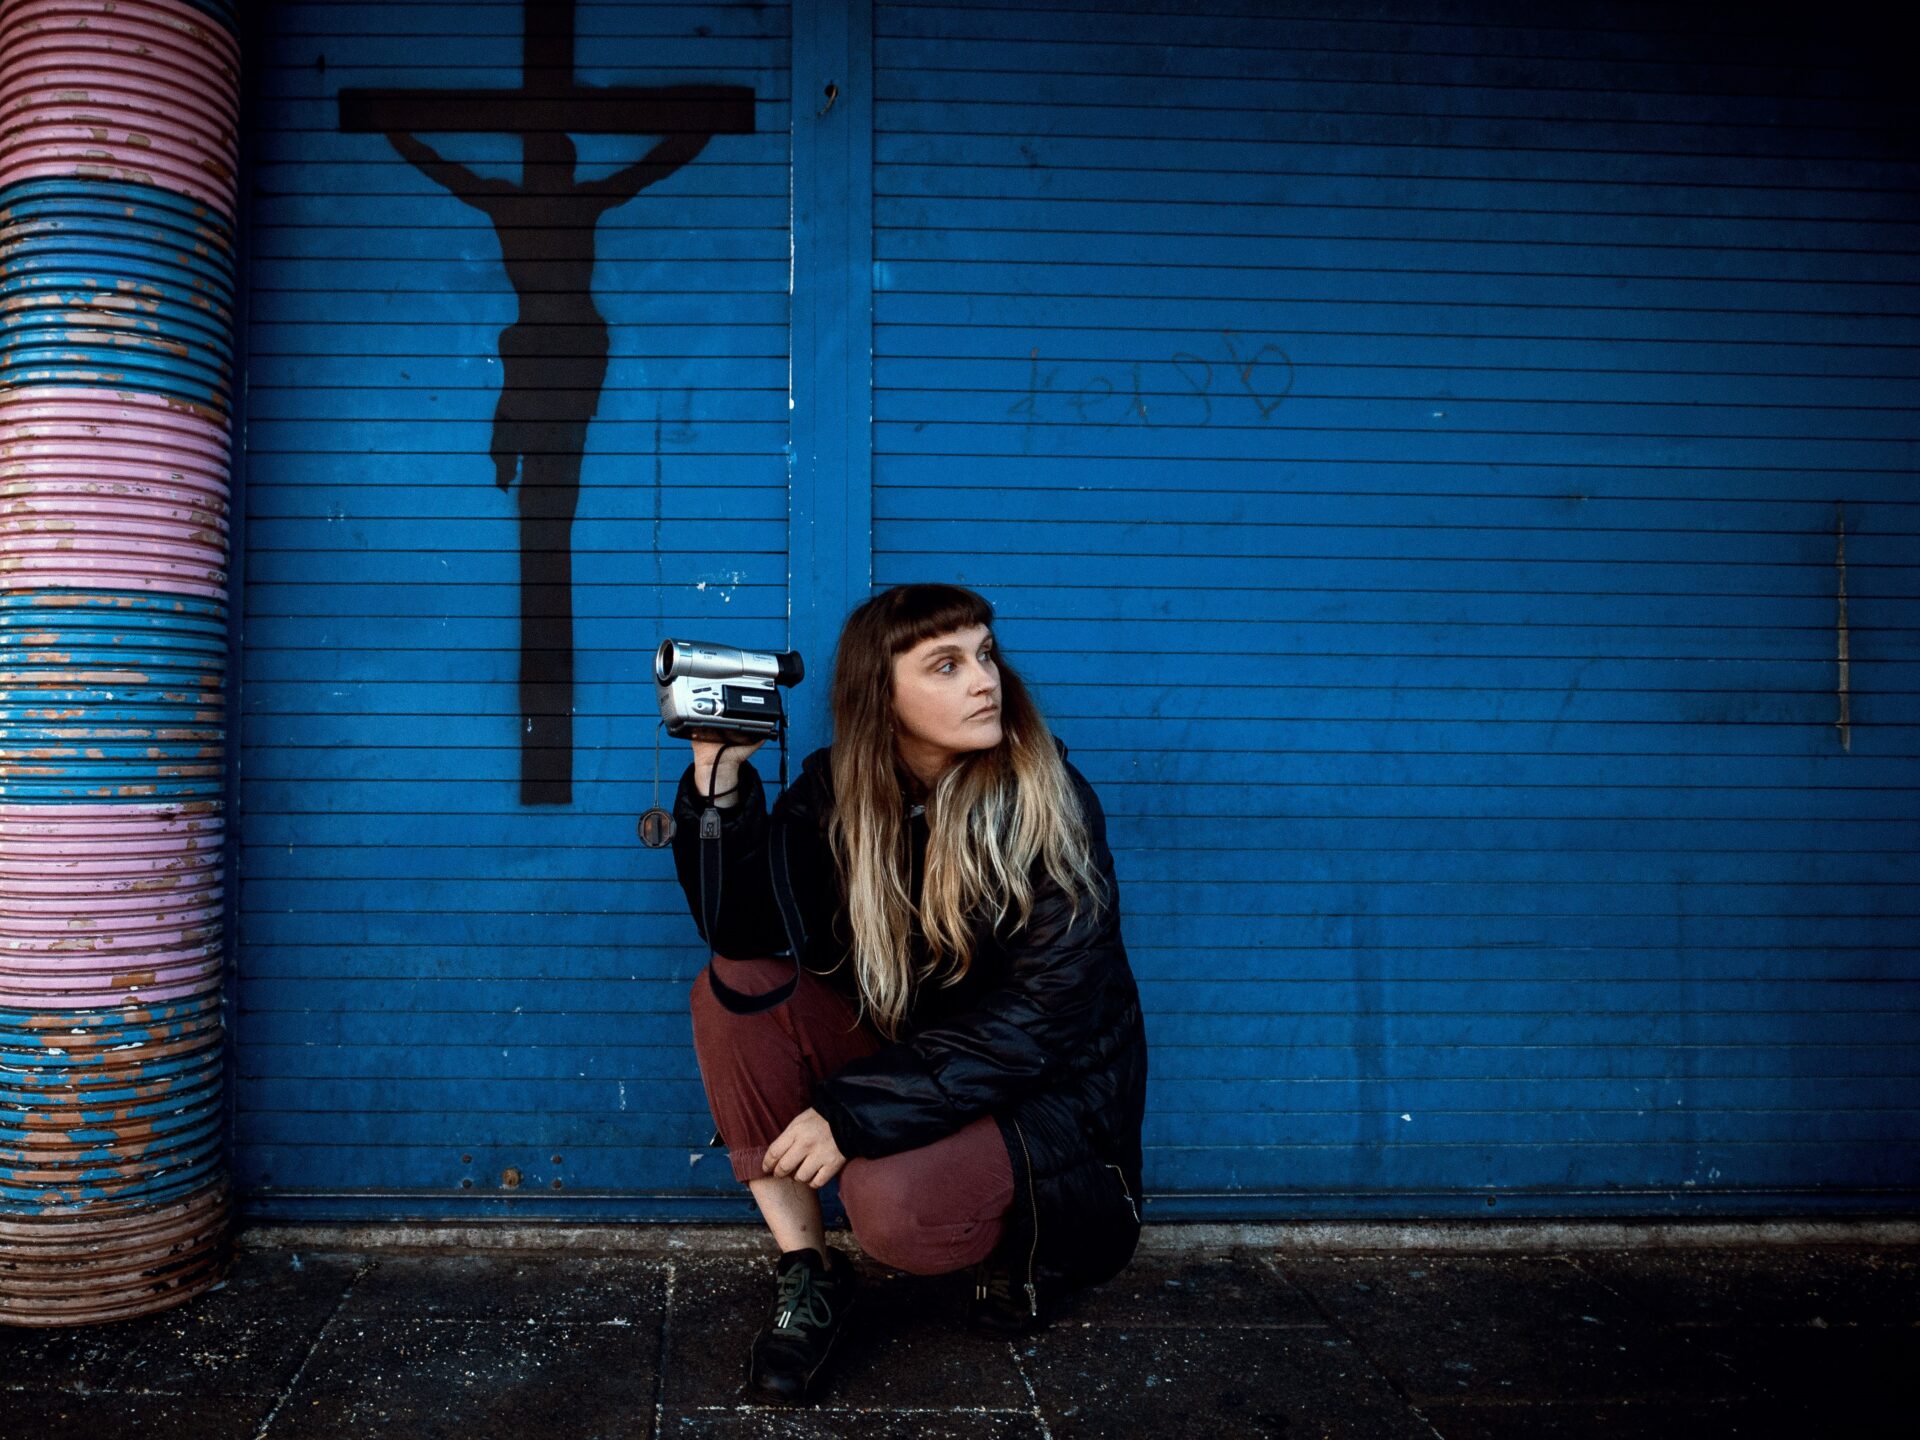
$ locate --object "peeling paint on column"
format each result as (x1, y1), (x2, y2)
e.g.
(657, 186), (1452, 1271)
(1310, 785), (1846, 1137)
(0, 0), (237, 1326)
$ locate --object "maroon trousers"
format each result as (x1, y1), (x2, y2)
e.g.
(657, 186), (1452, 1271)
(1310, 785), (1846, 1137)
(689, 955), (1015, 1276)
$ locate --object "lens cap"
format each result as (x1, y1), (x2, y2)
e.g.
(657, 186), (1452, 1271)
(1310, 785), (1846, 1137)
(637, 808), (675, 848)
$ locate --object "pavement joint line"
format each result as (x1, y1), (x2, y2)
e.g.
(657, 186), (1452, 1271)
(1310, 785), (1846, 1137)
(683, 1413), (1052, 1420)
(1006, 1335), (1058, 1440)
(650, 1259), (675, 1440)
(300, 1315), (669, 1326)
(1422, 1396), (1762, 1412)
(6, 1382), (201, 1399)
(249, 1254), (375, 1440)
(1260, 1250), (1449, 1440)
(235, 1218), (1920, 1253)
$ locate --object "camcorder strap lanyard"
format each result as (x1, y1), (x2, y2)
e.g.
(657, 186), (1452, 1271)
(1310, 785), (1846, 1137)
(699, 739), (811, 1016)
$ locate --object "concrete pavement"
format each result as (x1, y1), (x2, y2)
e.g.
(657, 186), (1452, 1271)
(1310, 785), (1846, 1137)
(2, 1225), (1913, 1437)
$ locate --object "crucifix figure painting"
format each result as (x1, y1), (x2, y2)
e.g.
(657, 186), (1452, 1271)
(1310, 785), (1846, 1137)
(340, 0), (755, 804)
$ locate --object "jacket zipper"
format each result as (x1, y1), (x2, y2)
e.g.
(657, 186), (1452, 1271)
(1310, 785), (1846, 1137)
(1010, 1117), (1041, 1318)
(1105, 1162), (1140, 1225)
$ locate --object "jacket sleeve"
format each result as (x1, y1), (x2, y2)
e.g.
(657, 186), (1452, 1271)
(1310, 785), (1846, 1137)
(669, 758), (788, 960)
(809, 768), (1121, 1159)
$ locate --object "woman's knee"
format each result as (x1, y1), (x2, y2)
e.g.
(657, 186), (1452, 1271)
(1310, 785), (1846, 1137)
(839, 1162), (953, 1276)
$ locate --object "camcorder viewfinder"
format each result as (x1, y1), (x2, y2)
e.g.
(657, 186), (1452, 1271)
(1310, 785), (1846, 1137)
(654, 638), (805, 741)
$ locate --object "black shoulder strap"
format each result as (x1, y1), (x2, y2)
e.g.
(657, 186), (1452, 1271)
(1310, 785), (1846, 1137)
(702, 808), (811, 1015)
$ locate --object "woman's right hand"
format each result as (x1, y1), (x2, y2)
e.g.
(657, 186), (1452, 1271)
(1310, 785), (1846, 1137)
(688, 729), (766, 799)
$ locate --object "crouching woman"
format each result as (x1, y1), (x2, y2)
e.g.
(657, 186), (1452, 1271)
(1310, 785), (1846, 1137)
(669, 582), (1148, 1403)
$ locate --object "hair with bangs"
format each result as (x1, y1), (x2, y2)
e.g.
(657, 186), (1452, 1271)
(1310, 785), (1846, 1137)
(826, 584), (1108, 1039)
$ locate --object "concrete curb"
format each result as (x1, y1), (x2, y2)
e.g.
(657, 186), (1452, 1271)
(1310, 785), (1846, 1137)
(238, 1218), (1920, 1255)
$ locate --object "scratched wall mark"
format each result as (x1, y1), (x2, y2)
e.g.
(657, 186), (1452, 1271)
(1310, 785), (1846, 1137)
(693, 570), (746, 604)
(1008, 330), (1296, 429)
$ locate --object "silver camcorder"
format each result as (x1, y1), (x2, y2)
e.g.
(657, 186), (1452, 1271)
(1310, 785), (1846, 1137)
(654, 638), (805, 740)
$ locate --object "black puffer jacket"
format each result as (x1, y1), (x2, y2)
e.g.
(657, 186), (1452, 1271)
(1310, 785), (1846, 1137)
(671, 737), (1148, 1302)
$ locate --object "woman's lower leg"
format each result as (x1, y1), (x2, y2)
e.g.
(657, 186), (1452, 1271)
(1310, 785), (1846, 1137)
(747, 1175), (827, 1262)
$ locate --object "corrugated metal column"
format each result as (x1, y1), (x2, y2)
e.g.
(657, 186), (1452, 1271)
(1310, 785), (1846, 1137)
(0, 0), (239, 1324)
(788, 0), (873, 745)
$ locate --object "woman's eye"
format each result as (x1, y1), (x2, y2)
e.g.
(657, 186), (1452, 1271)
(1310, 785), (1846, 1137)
(935, 649), (990, 675)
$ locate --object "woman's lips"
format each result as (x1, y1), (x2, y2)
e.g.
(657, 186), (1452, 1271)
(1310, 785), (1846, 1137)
(968, 706), (999, 720)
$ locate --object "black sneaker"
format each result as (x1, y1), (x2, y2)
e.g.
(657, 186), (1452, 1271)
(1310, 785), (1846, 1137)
(967, 1246), (1046, 1335)
(747, 1246), (859, 1402)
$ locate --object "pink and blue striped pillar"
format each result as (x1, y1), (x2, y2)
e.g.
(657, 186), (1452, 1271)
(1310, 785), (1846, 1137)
(0, 0), (238, 1325)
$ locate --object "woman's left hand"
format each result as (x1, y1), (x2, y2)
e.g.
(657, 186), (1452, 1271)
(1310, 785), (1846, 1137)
(763, 1107), (847, 1188)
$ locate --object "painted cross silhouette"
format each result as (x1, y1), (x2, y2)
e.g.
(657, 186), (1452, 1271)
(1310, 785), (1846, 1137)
(340, 0), (754, 805)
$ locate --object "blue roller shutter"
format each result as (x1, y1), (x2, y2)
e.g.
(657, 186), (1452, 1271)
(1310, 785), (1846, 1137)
(234, 0), (792, 1214)
(229, 0), (1920, 1220)
(870, 0), (1920, 1214)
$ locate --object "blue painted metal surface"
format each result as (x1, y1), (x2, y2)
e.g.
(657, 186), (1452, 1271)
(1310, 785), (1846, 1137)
(864, 1), (1920, 1215)
(786, 0), (874, 751)
(0, 593), (225, 801)
(0, 994), (224, 1210)
(0, 178), (234, 408)
(229, 0), (1920, 1221)
(233, 0), (795, 1213)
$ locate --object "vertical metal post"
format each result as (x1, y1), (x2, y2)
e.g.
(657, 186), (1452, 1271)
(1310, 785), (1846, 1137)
(0, 0), (241, 1326)
(787, 0), (874, 751)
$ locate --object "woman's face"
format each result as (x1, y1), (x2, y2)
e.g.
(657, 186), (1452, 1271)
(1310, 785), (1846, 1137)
(890, 623), (1003, 784)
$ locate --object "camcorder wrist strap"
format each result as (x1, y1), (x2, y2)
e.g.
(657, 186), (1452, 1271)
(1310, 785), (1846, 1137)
(700, 736), (810, 1016)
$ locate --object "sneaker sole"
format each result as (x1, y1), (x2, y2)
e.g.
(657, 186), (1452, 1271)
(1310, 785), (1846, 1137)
(746, 1288), (858, 1403)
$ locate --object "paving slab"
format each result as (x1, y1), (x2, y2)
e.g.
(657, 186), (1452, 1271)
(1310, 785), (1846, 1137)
(1019, 1324), (1434, 1439)
(339, 1250), (668, 1324)
(0, 1311), (160, 1391)
(111, 1250), (367, 1396)
(4, 1233), (1915, 1438)
(1675, 1323), (1920, 1432)
(660, 1254), (1028, 1411)
(1565, 1246), (1920, 1328)
(660, 1410), (1048, 1438)
(1045, 1248), (1324, 1329)
(0, 1387), (276, 1440)
(1419, 1398), (1820, 1439)
(1279, 1253), (1742, 1405)
(263, 1316), (661, 1440)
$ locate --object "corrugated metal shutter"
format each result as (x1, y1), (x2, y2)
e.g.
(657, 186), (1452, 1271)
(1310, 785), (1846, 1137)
(236, 1), (791, 1212)
(870, 1), (1920, 1212)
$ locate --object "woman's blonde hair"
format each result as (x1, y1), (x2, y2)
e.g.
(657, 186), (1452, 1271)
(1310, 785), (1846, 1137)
(826, 584), (1109, 1039)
